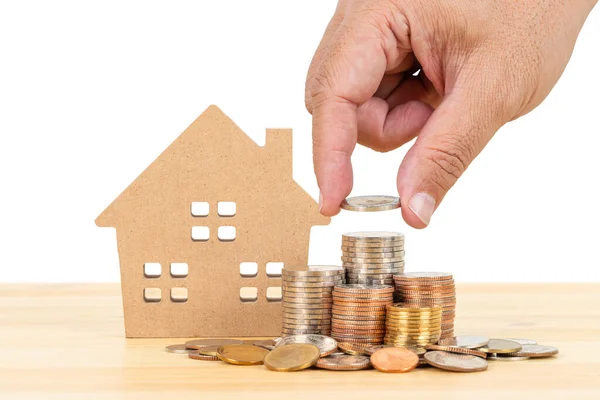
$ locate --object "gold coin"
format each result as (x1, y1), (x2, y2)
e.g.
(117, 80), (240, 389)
(216, 344), (270, 365)
(479, 339), (523, 354)
(198, 345), (221, 356)
(338, 342), (371, 356)
(263, 343), (321, 372)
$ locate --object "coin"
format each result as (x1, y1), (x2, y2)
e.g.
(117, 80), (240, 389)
(245, 339), (277, 350)
(185, 338), (244, 350)
(316, 354), (372, 370)
(188, 351), (220, 361)
(424, 351), (488, 372)
(338, 342), (371, 356)
(281, 275), (344, 282)
(282, 286), (335, 293)
(478, 339), (522, 354)
(283, 281), (338, 288)
(424, 344), (487, 358)
(282, 265), (344, 276)
(334, 284), (395, 292)
(343, 231), (404, 241)
(370, 347), (419, 373)
(283, 302), (332, 309)
(263, 343), (321, 372)
(274, 334), (338, 357)
(438, 335), (489, 349)
(342, 256), (404, 263)
(282, 297), (333, 304)
(394, 272), (453, 280)
(505, 344), (558, 358)
(165, 344), (196, 354)
(215, 344), (270, 365)
(505, 338), (538, 345)
(198, 345), (221, 356)
(342, 245), (405, 253)
(282, 328), (331, 335)
(341, 196), (401, 211)
(282, 292), (333, 299)
(487, 354), (530, 361)
(343, 251), (406, 259)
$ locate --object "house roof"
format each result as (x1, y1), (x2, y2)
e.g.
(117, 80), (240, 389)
(95, 105), (330, 229)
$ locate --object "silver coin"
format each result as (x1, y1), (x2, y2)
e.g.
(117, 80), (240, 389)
(424, 351), (488, 372)
(343, 231), (404, 240)
(478, 339), (522, 354)
(334, 284), (394, 291)
(438, 335), (489, 349)
(282, 329), (332, 335)
(282, 274), (344, 281)
(332, 314), (387, 321)
(341, 245), (404, 252)
(274, 334), (338, 357)
(282, 297), (333, 304)
(165, 344), (196, 354)
(487, 354), (530, 361)
(341, 195), (400, 212)
(282, 281), (338, 288)
(342, 240), (405, 248)
(283, 290), (333, 299)
(504, 338), (537, 345)
(346, 279), (394, 285)
(282, 286), (335, 293)
(344, 262), (405, 268)
(345, 267), (404, 273)
(282, 308), (332, 315)
(505, 344), (559, 358)
(185, 338), (244, 349)
(282, 265), (344, 276)
(342, 256), (404, 263)
(342, 251), (406, 259)
(283, 302), (333, 309)
(283, 324), (332, 330)
(283, 319), (332, 326)
(346, 273), (394, 279)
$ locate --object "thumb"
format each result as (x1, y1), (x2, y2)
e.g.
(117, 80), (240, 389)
(397, 85), (507, 228)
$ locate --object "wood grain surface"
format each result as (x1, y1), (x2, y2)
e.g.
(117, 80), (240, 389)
(1, 283), (599, 399)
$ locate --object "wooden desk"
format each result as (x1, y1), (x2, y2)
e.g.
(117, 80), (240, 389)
(1, 283), (599, 399)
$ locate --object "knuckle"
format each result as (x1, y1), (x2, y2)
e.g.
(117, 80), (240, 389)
(424, 141), (470, 190)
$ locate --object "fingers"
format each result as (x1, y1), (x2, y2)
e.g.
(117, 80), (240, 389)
(310, 13), (403, 216)
(396, 86), (505, 228)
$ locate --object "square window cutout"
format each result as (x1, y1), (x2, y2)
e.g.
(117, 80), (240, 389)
(218, 202), (236, 217)
(170, 263), (188, 277)
(240, 287), (258, 302)
(191, 226), (210, 241)
(218, 226), (236, 242)
(266, 262), (284, 277)
(266, 287), (282, 302)
(191, 202), (209, 217)
(144, 288), (161, 302)
(240, 262), (258, 277)
(171, 287), (188, 302)
(144, 262), (161, 278)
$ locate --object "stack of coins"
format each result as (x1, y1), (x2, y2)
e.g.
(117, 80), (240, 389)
(341, 232), (405, 285)
(384, 304), (442, 348)
(281, 265), (345, 337)
(393, 272), (456, 339)
(331, 284), (395, 344)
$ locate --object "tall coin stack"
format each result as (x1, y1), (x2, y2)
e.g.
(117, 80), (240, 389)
(281, 265), (345, 337)
(331, 284), (395, 344)
(384, 305), (442, 347)
(392, 272), (456, 339)
(341, 232), (405, 285)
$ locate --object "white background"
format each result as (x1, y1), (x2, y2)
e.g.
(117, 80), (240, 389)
(1, 1), (598, 283)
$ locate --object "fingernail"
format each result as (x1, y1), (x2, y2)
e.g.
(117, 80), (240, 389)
(408, 192), (436, 225)
(318, 192), (323, 212)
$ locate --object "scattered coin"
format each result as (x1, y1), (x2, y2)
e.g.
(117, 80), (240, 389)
(338, 342), (371, 356)
(185, 339), (244, 350)
(198, 345), (221, 357)
(505, 344), (558, 358)
(487, 354), (530, 361)
(245, 339), (276, 350)
(165, 344), (196, 354)
(263, 343), (321, 372)
(216, 344), (270, 365)
(274, 334), (338, 357)
(505, 338), (537, 345)
(438, 335), (490, 349)
(188, 351), (220, 361)
(424, 351), (488, 372)
(478, 339), (522, 354)
(316, 354), (372, 370)
(370, 347), (419, 373)
(424, 344), (487, 359)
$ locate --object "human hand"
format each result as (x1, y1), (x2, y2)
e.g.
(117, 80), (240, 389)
(305, 0), (597, 227)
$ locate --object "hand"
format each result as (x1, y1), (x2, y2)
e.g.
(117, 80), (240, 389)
(305, 0), (597, 227)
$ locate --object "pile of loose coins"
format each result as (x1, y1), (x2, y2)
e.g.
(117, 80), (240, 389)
(281, 265), (345, 336)
(164, 195), (559, 373)
(330, 284), (395, 344)
(167, 334), (558, 373)
(393, 272), (456, 339)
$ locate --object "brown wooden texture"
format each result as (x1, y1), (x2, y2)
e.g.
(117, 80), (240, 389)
(95, 106), (330, 337)
(1, 283), (598, 399)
